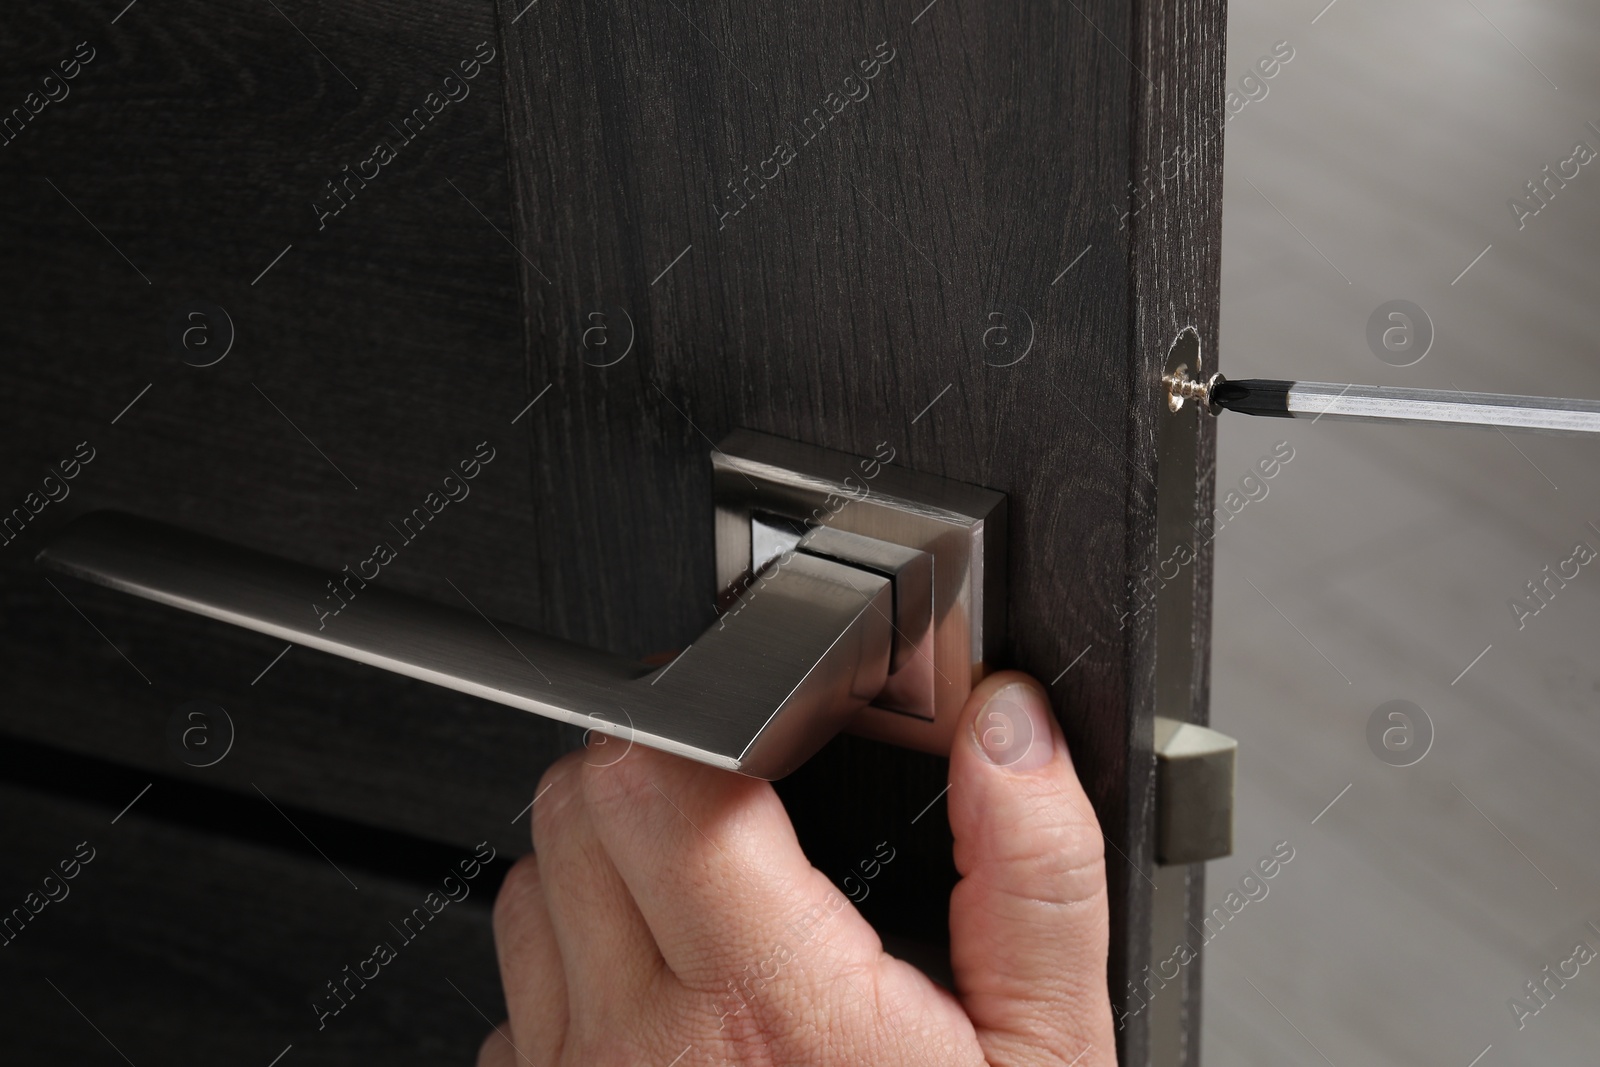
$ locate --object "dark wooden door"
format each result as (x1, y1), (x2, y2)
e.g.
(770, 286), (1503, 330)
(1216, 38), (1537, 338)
(0, 0), (1224, 1063)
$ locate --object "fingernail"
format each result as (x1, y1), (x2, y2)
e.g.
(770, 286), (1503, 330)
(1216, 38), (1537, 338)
(971, 683), (1057, 772)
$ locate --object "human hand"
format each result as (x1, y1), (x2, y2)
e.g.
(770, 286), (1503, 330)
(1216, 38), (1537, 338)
(479, 670), (1115, 1066)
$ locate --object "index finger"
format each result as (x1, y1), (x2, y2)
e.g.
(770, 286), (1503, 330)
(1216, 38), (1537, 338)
(577, 741), (881, 995)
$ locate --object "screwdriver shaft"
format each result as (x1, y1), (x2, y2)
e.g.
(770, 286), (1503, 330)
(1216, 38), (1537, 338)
(1210, 378), (1600, 436)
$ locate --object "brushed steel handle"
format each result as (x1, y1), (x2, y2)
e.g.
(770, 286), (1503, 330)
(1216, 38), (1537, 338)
(38, 511), (891, 779)
(36, 433), (1005, 779)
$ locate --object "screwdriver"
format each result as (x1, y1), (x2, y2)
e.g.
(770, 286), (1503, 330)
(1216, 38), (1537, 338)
(1165, 371), (1600, 436)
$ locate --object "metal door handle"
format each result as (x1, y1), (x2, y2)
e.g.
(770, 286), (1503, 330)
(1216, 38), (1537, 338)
(37, 431), (1006, 779)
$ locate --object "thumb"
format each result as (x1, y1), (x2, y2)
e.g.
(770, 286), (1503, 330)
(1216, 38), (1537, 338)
(947, 671), (1116, 1067)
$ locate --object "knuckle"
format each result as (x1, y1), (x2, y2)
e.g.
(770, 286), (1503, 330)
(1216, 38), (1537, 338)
(981, 793), (1107, 898)
(475, 1023), (511, 1066)
(958, 817), (1110, 914)
(561, 1029), (662, 1067)
(529, 752), (584, 847)
(699, 946), (875, 1065)
(578, 739), (651, 810)
(711, 981), (826, 1065)
(1003, 850), (1110, 912)
(491, 853), (541, 935)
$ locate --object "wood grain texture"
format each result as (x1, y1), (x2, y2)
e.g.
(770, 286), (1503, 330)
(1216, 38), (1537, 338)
(496, 0), (1225, 1060)
(0, 764), (506, 1065)
(0, 0), (1225, 1060)
(0, 579), (568, 855)
(1129, 0), (1228, 1061)
(0, 4), (564, 1056)
(0, 0), (570, 855)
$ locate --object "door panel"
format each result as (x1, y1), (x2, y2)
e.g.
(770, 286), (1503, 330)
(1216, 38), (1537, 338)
(2, 4), (549, 1058)
(0, 752), (505, 1065)
(0, 0), (563, 852)
(0, 0), (1226, 1061)
(497, 0), (1224, 1062)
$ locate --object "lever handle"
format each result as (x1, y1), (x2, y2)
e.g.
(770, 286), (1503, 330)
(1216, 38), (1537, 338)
(37, 431), (1005, 777)
(38, 511), (892, 779)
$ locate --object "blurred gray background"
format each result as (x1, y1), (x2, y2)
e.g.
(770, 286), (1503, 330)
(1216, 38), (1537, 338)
(1208, 0), (1600, 1063)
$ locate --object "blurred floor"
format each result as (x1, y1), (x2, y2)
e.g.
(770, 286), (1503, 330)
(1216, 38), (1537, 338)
(1208, 0), (1600, 1064)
